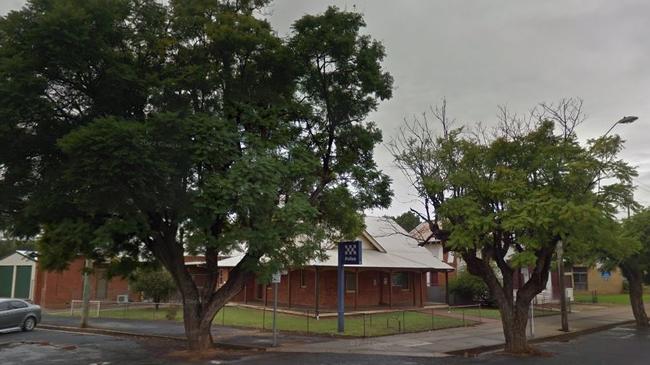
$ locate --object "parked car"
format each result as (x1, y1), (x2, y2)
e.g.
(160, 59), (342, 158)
(0, 298), (41, 332)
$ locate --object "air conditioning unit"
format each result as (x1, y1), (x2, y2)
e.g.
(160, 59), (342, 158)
(117, 294), (129, 303)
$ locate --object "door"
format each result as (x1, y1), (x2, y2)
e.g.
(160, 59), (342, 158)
(0, 301), (11, 329)
(255, 283), (264, 300)
(8, 300), (28, 327)
(0, 266), (13, 297)
(14, 266), (32, 299)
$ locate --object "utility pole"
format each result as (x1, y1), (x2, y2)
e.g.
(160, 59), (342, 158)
(271, 271), (281, 347)
(557, 241), (569, 332)
(272, 281), (278, 346)
(80, 258), (92, 328)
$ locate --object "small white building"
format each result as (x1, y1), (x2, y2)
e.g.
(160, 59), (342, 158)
(0, 250), (38, 300)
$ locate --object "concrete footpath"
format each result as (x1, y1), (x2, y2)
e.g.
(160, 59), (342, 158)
(41, 314), (324, 349)
(42, 305), (643, 358)
(268, 305), (643, 358)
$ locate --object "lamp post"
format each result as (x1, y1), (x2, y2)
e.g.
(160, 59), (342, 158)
(602, 115), (638, 218)
(557, 115), (639, 331)
(604, 116), (638, 137)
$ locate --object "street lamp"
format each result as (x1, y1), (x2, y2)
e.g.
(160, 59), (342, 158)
(604, 116), (638, 137)
(557, 115), (639, 332)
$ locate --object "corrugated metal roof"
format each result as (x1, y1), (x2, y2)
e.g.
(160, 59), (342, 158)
(209, 216), (453, 271)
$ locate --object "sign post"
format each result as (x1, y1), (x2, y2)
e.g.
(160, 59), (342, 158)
(337, 240), (362, 333)
(271, 272), (281, 346)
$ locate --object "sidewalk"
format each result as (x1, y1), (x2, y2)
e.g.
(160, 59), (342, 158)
(268, 305), (642, 357)
(41, 314), (325, 349)
(42, 305), (642, 357)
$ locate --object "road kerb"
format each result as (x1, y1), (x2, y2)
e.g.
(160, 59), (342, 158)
(445, 319), (637, 356)
(37, 324), (268, 351)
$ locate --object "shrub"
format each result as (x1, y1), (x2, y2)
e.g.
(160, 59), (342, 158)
(130, 267), (177, 309)
(448, 271), (494, 305)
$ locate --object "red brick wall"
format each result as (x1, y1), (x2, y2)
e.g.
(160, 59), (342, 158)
(229, 268), (426, 310)
(34, 257), (136, 309)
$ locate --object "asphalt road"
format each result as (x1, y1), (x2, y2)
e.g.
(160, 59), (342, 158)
(0, 325), (648, 364)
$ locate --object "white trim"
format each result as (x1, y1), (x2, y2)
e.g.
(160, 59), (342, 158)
(361, 230), (387, 253)
(11, 265), (17, 298)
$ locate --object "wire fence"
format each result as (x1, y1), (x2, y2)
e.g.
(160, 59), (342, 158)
(68, 300), (183, 321)
(63, 300), (489, 337)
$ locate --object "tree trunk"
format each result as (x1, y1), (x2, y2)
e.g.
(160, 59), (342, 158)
(147, 223), (256, 351)
(463, 247), (553, 355)
(183, 298), (215, 351)
(621, 264), (649, 328)
(497, 301), (530, 353)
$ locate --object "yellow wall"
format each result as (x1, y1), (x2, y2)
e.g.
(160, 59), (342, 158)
(575, 267), (624, 295)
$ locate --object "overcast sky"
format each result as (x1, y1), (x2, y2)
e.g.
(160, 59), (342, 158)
(2, 0), (649, 217)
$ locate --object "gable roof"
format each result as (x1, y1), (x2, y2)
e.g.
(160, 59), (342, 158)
(0, 250), (38, 264)
(209, 216), (453, 271)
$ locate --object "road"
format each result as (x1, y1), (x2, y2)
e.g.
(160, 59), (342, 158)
(0, 325), (648, 364)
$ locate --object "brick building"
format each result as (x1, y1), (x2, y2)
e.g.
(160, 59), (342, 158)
(33, 257), (135, 309)
(0, 251), (135, 309)
(188, 217), (454, 314)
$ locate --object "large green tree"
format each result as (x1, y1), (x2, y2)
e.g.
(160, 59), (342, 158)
(588, 210), (650, 327)
(0, 1), (392, 350)
(390, 99), (635, 353)
(619, 210), (650, 327)
(391, 211), (421, 232)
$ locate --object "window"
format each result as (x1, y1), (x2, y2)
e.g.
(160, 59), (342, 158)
(392, 272), (410, 290)
(300, 270), (307, 288)
(345, 272), (357, 292)
(10, 301), (27, 309)
(0, 302), (10, 311)
(427, 272), (439, 287)
(573, 267), (588, 291)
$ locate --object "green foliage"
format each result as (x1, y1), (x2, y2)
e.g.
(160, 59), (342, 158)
(448, 271), (492, 304)
(391, 211), (421, 232)
(0, 1), (393, 343)
(391, 98), (636, 319)
(130, 267), (177, 305)
(0, 237), (36, 259)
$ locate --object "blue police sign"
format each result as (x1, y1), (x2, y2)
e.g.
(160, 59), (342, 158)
(340, 240), (362, 265)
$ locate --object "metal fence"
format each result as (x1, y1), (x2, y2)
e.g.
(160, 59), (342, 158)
(219, 306), (482, 337)
(68, 300), (183, 321)
(65, 300), (484, 337)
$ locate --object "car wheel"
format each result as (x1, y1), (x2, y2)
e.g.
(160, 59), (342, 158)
(22, 317), (36, 332)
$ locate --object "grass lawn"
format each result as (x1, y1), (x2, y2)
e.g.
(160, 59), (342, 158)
(215, 306), (471, 336)
(448, 306), (559, 320)
(61, 305), (472, 337)
(574, 293), (650, 305)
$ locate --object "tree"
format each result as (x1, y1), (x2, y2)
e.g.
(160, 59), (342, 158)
(606, 210), (650, 327)
(389, 99), (635, 353)
(0, 1), (392, 351)
(130, 267), (177, 310)
(621, 212), (650, 327)
(0, 236), (36, 259)
(391, 211), (421, 232)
